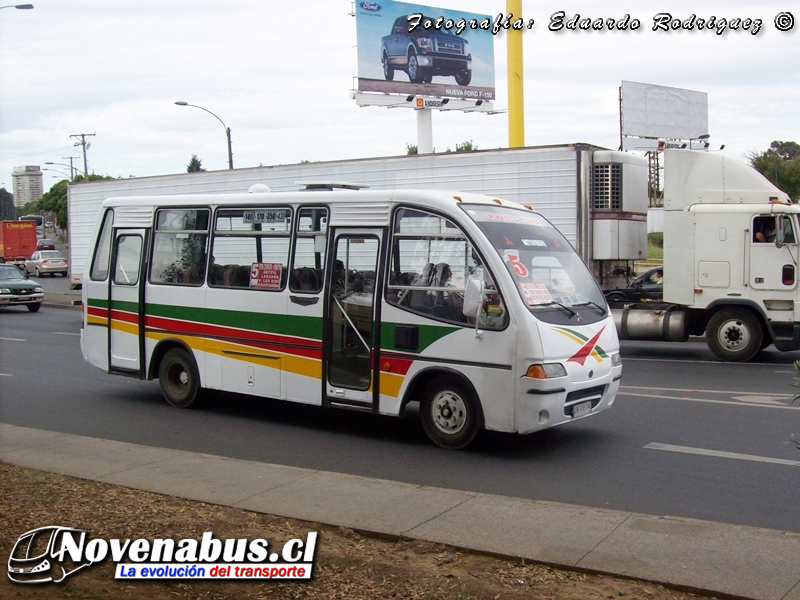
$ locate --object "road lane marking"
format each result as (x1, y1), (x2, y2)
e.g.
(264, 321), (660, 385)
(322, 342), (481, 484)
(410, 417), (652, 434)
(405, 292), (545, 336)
(622, 356), (798, 367)
(622, 385), (793, 398)
(0, 373), (11, 377)
(52, 332), (80, 336)
(0, 336), (25, 342)
(645, 443), (800, 467)
(616, 390), (800, 410)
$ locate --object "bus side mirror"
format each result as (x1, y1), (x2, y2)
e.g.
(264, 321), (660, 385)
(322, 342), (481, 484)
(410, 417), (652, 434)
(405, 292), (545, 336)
(462, 277), (483, 318)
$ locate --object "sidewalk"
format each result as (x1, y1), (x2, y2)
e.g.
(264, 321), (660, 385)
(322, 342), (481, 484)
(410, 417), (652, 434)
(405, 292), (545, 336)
(2, 423), (799, 600)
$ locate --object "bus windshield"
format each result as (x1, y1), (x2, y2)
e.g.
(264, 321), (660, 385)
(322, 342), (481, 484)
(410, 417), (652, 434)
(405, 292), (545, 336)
(462, 204), (607, 322)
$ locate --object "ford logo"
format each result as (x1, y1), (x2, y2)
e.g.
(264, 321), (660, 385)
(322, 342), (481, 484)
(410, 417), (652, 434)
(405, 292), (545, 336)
(359, 1), (381, 11)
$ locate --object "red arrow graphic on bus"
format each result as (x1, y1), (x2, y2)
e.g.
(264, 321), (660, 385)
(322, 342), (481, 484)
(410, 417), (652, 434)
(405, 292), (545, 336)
(566, 325), (606, 366)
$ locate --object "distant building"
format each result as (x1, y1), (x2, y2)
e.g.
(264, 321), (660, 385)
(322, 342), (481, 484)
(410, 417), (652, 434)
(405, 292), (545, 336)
(11, 165), (43, 208)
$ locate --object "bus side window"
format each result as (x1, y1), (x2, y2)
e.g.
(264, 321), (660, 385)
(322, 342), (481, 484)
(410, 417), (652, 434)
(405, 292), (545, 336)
(90, 210), (114, 281)
(290, 207), (328, 293)
(387, 207), (505, 328)
(209, 207), (292, 290)
(149, 209), (210, 286)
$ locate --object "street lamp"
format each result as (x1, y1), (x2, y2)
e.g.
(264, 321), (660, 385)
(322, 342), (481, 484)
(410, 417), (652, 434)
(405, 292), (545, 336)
(689, 133), (710, 151)
(43, 168), (71, 178)
(45, 161), (85, 180)
(0, 4), (34, 9)
(174, 101), (233, 169)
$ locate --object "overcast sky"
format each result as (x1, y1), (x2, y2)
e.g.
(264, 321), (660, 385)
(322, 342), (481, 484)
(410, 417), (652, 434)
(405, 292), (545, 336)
(0, 0), (797, 192)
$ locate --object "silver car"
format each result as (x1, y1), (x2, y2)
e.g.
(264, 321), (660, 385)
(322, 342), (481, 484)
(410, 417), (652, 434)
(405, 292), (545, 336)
(25, 250), (68, 277)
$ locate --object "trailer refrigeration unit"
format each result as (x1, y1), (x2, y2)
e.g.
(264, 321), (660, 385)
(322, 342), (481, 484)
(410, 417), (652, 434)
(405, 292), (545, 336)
(67, 144), (649, 291)
(612, 149), (800, 361)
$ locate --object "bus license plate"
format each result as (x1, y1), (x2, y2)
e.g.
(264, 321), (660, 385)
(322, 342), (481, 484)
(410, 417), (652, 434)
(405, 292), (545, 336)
(572, 401), (591, 418)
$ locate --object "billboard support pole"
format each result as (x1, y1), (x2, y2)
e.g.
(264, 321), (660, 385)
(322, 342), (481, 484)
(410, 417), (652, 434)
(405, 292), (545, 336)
(417, 108), (433, 154)
(507, 0), (524, 148)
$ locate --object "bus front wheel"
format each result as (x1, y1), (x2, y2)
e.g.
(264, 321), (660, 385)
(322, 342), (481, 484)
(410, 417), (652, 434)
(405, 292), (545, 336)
(158, 348), (200, 408)
(421, 377), (481, 450)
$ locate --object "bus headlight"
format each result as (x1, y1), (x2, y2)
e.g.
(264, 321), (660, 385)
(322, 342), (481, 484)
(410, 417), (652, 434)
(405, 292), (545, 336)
(525, 363), (567, 379)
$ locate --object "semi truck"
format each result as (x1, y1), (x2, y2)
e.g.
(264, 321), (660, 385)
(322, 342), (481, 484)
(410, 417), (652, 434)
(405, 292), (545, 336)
(612, 149), (800, 362)
(67, 143), (648, 290)
(0, 220), (37, 264)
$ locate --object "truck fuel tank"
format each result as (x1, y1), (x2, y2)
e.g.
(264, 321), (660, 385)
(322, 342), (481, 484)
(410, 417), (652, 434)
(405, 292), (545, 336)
(611, 304), (689, 342)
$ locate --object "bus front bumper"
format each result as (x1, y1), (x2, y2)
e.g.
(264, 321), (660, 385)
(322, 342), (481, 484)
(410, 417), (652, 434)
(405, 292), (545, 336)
(515, 368), (622, 435)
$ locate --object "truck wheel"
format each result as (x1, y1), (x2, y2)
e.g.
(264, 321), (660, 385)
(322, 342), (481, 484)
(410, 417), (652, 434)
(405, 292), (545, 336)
(420, 376), (482, 449)
(382, 51), (394, 81)
(158, 347), (200, 408)
(454, 70), (471, 86)
(706, 308), (763, 362)
(27, 303), (41, 312)
(408, 51), (422, 83)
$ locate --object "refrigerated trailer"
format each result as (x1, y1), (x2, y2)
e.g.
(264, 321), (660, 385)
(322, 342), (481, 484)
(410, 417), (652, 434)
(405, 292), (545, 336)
(67, 144), (649, 290)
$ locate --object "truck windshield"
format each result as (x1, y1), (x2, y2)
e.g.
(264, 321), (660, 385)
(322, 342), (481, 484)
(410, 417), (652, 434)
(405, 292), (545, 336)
(462, 204), (607, 324)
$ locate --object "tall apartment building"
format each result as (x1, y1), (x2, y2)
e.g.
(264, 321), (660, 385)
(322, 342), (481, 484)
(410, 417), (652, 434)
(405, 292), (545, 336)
(11, 165), (43, 208)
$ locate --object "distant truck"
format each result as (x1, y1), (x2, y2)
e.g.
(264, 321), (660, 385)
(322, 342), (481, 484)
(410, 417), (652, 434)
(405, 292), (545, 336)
(0, 220), (37, 264)
(381, 14), (472, 85)
(611, 149), (800, 361)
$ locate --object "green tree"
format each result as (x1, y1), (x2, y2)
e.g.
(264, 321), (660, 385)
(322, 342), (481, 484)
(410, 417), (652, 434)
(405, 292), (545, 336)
(187, 155), (205, 173)
(0, 188), (15, 220)
(444, 140), (478, 153)
(33, 174), (115, 231)
(405, 143), (418, 155)
(749, 141), (800, 202)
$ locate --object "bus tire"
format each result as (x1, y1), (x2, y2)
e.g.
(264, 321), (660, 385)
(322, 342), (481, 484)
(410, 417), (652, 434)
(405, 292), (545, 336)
(158, 348), (200, 408)
(420, 376), (481, 449)
(706, 308), (763, 362)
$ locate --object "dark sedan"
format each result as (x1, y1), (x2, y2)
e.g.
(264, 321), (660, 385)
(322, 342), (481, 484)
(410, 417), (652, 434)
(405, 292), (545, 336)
(604, 266), (663, 304)
(0, 263), (44, 312)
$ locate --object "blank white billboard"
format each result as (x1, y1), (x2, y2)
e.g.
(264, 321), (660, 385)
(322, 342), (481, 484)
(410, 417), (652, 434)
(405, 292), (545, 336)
(621, 81), (708, 140)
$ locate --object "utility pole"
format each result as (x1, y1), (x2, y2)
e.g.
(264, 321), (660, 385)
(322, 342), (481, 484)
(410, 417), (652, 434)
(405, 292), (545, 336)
(70, 133), (95, 180)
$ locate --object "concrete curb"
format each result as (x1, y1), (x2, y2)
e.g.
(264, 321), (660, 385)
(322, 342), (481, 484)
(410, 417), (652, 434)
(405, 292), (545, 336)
(2, 423), (799, 600)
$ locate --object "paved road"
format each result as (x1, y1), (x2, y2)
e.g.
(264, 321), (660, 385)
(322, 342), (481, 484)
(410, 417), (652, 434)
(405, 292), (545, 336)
(2, 306), (800, 533)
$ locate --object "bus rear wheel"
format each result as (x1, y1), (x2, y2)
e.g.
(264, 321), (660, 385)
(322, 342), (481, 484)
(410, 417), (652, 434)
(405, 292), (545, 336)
(158, 348), (200, 408)
(420, 377), (481, 449)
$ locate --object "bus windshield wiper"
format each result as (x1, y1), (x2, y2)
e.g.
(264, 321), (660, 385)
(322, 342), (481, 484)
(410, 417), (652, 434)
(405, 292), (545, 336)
(574, 300), (607, 315)
(540, 301), (577, 318)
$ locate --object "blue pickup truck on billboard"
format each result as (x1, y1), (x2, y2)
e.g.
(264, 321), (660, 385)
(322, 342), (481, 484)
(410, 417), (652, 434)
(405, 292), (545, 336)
(356, 0), (495, 100)
(381, 14), (472, 85)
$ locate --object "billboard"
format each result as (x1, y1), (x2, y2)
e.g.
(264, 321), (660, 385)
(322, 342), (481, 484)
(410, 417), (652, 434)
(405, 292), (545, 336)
(355, 0), (495, 102)
(621, 81), (708, 141)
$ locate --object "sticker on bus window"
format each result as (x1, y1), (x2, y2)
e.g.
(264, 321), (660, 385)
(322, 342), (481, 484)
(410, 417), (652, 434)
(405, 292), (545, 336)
(504, 250), (529, 277)
(521, 239), (547, 247)
(519, 282), (552, 306)
(243, 210), (288, 225)
(514, 216), (548, 226)
(249, 262), (283, 290)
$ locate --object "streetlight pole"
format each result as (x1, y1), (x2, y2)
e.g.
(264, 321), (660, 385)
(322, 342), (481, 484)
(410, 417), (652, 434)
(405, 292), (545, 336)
(174, 101), (233, 169)
(45, 160), (85, 180)
(0, 4), (34, 9)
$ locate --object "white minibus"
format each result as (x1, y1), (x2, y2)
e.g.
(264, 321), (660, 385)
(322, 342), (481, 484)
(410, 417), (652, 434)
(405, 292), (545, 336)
(81, 184), (622, 448)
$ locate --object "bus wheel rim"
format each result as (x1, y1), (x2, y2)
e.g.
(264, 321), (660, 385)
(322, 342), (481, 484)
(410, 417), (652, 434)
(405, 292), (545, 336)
(431, 390), (466, 434)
